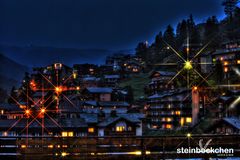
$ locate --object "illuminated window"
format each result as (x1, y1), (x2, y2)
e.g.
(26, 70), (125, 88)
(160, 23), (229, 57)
(175, 111), (181, 115)
(68, 132), (73, 137)
(224, 61), (228, 66)
(186, 117), (192, 123)
(152, 125), (157, 129)
(224, 67), (228, 73)
(62, 132), (68, 137)
(88, 128), (94, 133)
(62, 145), (68, 148)
(73, 73), (77, 79)
(166, 124), (172, 129)
(168, 104), (171, 109)
(3, 132), (7, 136)
(61, 131), (73, 137)
(21, 145), (27, 148)
(116, 126), (125, 132)
(20, 105), (26, 109)
(166, 118), (172, 122)
(54, 63), (62, 69)
(48, 145), (53, 148)
(180, 118), (184, 126)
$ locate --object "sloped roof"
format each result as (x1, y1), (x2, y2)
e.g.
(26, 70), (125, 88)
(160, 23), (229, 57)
(84, 101), (97, 106)
(148, 88), (189, 99)
(150, 71), (176, 78)
(0, 103), (23, 112)
(80, 113), (98, 123)
(99, 101), (129, 107)
(0, 118), (87, 129)
(98, 113), (144, 127)
(86, 87), (113, 93)
(104, 75), (120, 79)
(223, 117), (240, 130)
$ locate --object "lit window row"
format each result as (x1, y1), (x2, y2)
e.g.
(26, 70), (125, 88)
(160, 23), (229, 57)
(61, 131), (74, 137)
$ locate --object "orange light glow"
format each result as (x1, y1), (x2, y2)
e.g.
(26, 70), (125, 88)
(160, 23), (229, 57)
(224, 67), (228, 73)
(237, 60), (240, 64)
(25, 109), (30, 115)
(73, 73), (77, 79)
(48, 145), (53, 148)
(55, 86), (62, 93)
(76, 86), (80, 90)
(193, 86), (198, 91)
(20, 105), (26, 109)
(21, 145), (27, 148)
(224, 61), (228, 66)
(41, 108), (46, 114)
(166, 124), (172, 129)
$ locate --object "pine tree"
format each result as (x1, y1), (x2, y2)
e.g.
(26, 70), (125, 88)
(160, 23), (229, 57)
(163, 25), (175, 46)
(176, 20), (187, 47)
(204, 16), (220, 49)
(155, 31), (164, 48)
(8, 86), (18, 104)
(222, 0), (239, 18)
(135, 42), (148, 60)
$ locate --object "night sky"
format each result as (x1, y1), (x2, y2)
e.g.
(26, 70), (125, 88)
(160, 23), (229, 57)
(0, 0), (224, 50)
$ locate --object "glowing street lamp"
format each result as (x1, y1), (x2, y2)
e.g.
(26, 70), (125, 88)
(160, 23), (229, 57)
(25, 109), (30, 115)
(193, 86), (198, 91)
(184, 60), (193, 70)
(55, 86), (62, 94)
(41, 108), (46, 114)
(187, 133), (191, 138)
(61, 152), (67, 157)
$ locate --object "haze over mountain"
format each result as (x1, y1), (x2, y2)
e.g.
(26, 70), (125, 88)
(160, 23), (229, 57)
(0, 45), (133, 67)
(0, 53), (29, 91)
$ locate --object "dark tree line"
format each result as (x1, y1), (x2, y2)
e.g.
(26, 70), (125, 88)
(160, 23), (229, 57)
(136, 0), (240, 65)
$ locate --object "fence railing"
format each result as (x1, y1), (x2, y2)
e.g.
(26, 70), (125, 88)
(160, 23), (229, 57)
(0, 134), (240, 159)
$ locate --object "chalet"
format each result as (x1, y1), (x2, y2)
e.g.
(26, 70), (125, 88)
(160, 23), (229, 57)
(208, 117), (240, 134)
(98, 101), (130, 114)
(81, 76), (100, 88)
(73, 64), (99, 76)
(98, 113), (144, 136)
(145, 71), (176, 96)
(123, 60), (143, 73)
(82, 87), (113, 101)
(0, 112), (144, 137)
(0, 103), (24, 120)
(0, 118), (88, 137)
(104, 75), (120, 87)
(212, 40), (240, 79)
(146, 88), (202, 130)
(105, 54), (127, 66)
(212, 95), (237, 119)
